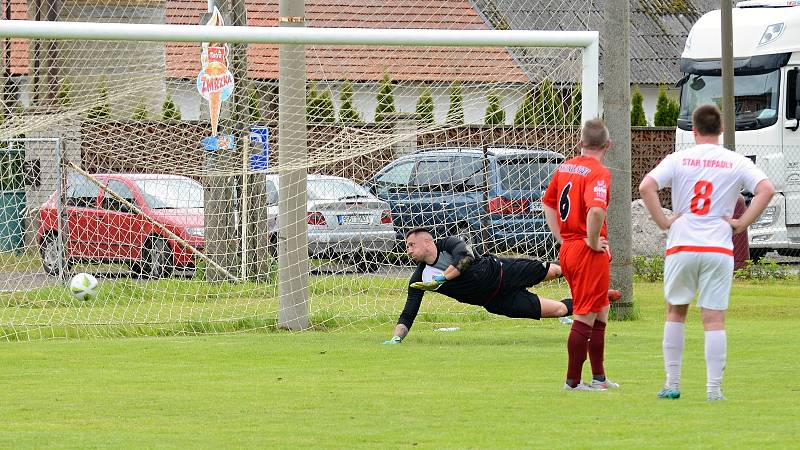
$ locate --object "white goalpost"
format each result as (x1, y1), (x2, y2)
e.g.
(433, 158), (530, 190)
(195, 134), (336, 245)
(0, 15), (599, 339)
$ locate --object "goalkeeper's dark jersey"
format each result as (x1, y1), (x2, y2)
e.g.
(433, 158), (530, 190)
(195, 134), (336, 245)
(398, 237), (501, 330)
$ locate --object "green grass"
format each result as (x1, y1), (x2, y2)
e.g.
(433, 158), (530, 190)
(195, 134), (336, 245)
(0, 281), (797, 448)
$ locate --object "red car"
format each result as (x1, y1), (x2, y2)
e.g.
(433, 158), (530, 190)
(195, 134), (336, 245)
(38, 173), (204, 277)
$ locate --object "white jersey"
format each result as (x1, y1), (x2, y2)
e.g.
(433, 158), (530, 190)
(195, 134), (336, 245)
(646, 144), (768, 255)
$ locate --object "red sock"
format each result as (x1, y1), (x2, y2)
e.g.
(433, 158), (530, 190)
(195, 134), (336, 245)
(566, 320), (592, 387)
(589, 320), (607, 378)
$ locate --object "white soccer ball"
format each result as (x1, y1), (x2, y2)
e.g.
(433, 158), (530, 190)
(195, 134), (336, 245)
(69, 272), (98, 301)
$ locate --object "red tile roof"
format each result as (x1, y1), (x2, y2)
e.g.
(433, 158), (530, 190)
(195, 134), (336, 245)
(7, 0), (528, 83)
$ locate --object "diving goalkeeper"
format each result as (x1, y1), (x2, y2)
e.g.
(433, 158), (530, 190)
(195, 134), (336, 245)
(384, 228), (618, 344)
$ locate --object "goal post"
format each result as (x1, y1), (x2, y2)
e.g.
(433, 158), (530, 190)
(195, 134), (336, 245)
(0, 20), (599, 123)
(0, 17), (600, 339)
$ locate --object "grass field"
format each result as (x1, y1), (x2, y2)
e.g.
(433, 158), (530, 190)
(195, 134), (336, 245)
(0, 281), (797, 448)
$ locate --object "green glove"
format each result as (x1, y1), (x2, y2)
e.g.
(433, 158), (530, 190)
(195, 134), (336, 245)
(383, 336), (402, 345)
(410, 274), (446, 291)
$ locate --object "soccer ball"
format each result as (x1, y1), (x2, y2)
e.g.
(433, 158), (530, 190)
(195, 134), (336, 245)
(69, 272), (98, 301)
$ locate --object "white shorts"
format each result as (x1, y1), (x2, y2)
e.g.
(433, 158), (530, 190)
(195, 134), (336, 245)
(663, 252), (733, 310)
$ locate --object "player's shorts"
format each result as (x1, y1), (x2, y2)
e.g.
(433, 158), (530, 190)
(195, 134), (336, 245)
(482, 257), (548, 320)
(663, 251), (733, 310)
(559, 239), (610, 315)
(484, 290), (542, 320)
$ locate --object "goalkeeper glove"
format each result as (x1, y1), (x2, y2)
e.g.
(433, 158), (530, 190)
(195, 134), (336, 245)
(383, 336), (402, 345)
(410, 274), (447, 291)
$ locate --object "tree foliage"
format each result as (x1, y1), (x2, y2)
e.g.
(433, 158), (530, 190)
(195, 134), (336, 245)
(654, 85), (680, 127)
(87, 79), (111, 120)
(446, 81), (464, 125)
(415, 87), (435, 125)
(248, 86), (263, 124)
(631, 86), (648, 126)
(374, 72), (397, 123)
(338, 80), (362, 123)
(567, 84), (582, 126)
(514, 90), (536, 126)
(161, 94), (182, 121)
(132, 98), (149, 120)
(535, 78), (562, 125)
(484, 92), (505, 125)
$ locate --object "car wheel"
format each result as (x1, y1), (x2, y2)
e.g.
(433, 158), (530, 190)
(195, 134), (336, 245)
(40, 234), (71, 276)
(139, 237), (173, 279)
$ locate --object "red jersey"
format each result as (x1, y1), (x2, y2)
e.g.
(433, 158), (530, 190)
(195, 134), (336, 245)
(543, 155), (611, 242)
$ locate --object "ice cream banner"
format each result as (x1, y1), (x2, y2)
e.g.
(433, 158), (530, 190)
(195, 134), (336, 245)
(197, 6), (235, 145)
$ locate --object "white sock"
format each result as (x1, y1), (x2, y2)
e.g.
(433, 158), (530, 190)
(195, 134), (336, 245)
(663, 321), (685, 389)
(705, 330), (727, 395)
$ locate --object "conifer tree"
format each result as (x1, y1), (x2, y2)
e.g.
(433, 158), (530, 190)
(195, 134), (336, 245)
(374, 72), (397, 123)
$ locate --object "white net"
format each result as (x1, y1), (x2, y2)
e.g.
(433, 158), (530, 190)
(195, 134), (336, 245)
(0, 0), (595, 340)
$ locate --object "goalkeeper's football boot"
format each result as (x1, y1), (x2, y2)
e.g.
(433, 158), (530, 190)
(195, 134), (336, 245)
(707, 391), (726, 402)
(657, 387), (681, 399)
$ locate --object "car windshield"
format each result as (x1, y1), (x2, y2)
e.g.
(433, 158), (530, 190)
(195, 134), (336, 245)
(498, 157), (562, 191)
(678, 70), (780, 131)
(308, 179), (370, 200)
(135, 178), (204, 209)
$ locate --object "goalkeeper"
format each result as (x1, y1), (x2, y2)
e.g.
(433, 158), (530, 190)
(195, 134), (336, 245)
(384, 228), (581, 344)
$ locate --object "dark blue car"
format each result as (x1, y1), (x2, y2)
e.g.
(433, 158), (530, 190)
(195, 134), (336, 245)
(364, 147), (565, 256)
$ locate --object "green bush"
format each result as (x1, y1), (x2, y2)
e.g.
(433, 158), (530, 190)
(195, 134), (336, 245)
(338, 80), (362, 123)
(161, 94), (182, 121)
(132, 98), (149, 120)
(446, 81), (464, 125)
(484, 92), (505, 125)
(248, 86), (263, 124)
(631, 86), (647, 126)
(734, 258), (794, 281)
(317, 89), (335, 124)
(513, 90), (536, 126)
(415, 87), (435, 125)
(87, 79), (111, 120)
(632, 255), (664, 282)
(654, 85), (680, 126)
(535, 77), (562, 125)
(57, 82), (73, 108)
(568, 84), (581, 126)
(374, 72), (396, 123)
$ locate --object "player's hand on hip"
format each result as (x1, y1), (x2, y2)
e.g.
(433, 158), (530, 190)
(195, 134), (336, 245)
(383, 336), (402, 345)
(727, 217), (748, 235)
(659, 213), (681, 230)
(584, 236), (609, 253)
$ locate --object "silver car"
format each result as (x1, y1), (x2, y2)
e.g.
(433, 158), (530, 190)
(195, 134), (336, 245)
(264, 174), (396, 272)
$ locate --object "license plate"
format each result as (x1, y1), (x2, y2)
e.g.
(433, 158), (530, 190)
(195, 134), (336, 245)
(339, 214), (371, 225)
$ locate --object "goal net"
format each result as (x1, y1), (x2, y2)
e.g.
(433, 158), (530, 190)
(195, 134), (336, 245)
(0, 0), (596, 339)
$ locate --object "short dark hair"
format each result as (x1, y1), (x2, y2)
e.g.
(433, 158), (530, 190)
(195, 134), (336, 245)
(581, 118), (609, 149)
(692, 104), (722, 136)
(405, 227), (432, 239)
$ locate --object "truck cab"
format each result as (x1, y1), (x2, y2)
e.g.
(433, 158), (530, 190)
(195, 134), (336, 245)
(677, 0), (800, 259)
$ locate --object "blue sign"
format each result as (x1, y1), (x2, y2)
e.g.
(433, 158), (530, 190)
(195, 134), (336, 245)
(202, 134), (235, 151)
(249, 126), (269, 171)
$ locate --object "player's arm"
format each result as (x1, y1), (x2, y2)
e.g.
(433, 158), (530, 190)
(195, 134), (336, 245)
(385, 266), (425, 344)
(543, 204), (563, 244)
(408, 237), (477, 292)
(638, 176), (678, 230)
(584, 206), (607, 251)
(728, 179), (775, 234)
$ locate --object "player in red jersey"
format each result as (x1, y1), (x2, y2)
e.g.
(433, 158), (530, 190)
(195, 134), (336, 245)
(543, 118), (618, 391)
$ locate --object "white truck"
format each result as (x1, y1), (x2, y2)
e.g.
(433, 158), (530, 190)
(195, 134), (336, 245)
(677, 0), (800, 259)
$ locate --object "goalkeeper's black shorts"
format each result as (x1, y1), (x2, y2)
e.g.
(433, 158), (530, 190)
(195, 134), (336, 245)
(482, 257), (549, 320)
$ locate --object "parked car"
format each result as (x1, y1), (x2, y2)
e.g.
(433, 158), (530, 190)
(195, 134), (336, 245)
(363, 147), (565, 256)
(264, 174), (395, 272)
(38, 173), (204, 277)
